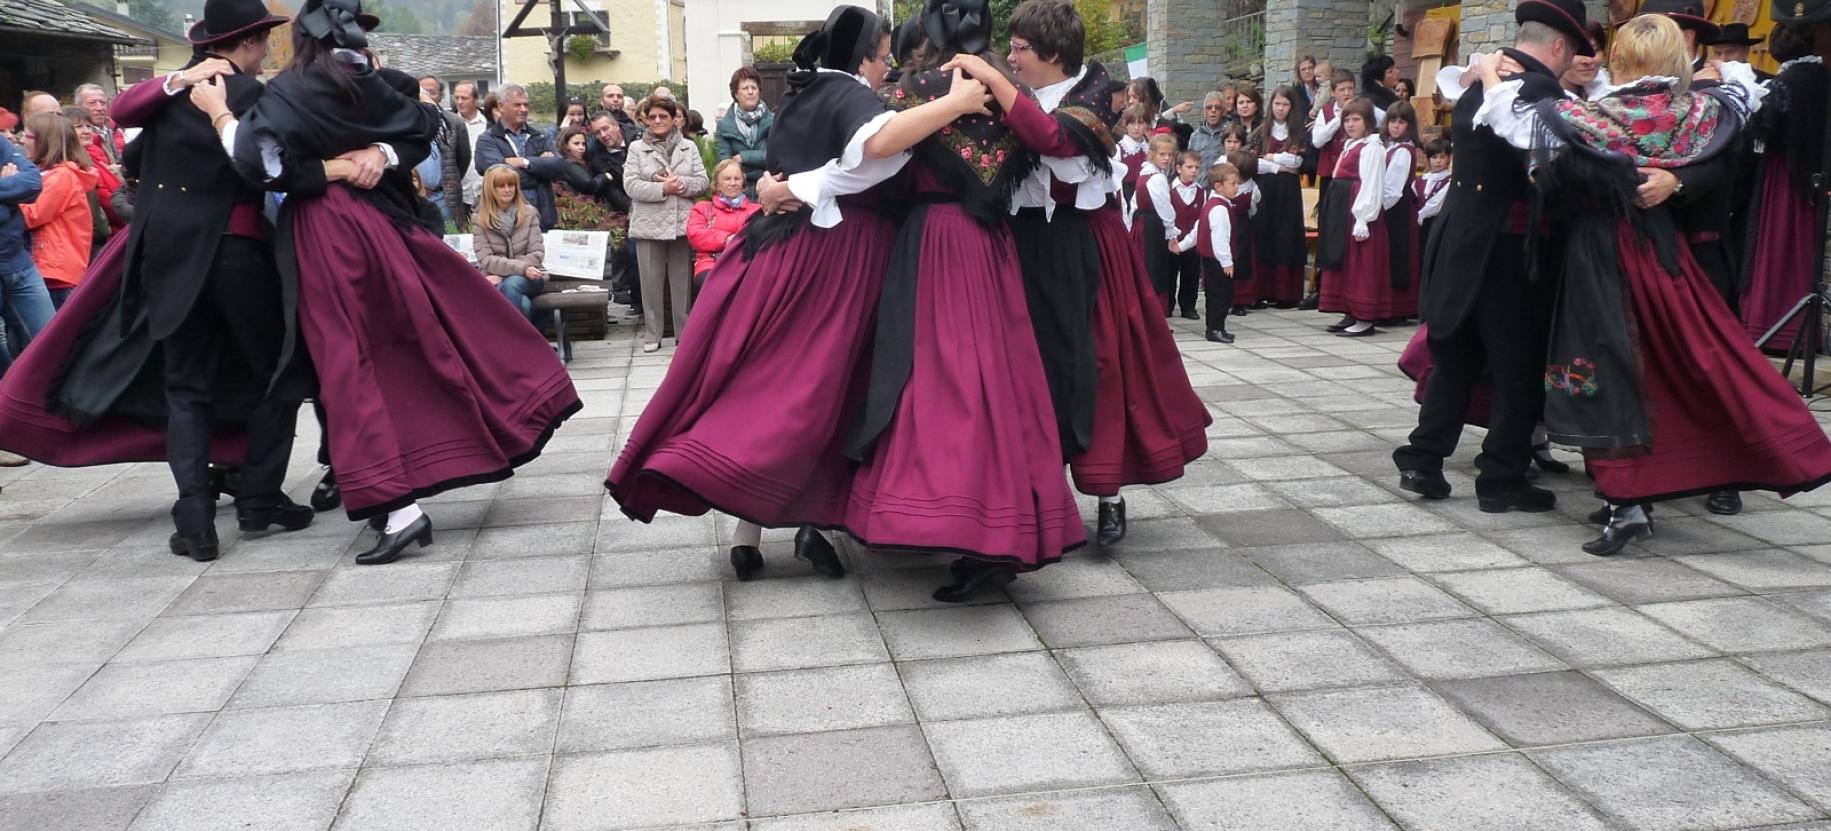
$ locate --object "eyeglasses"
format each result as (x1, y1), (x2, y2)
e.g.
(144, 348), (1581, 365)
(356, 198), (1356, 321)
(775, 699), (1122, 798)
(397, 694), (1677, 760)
(644, 113), (672, 122)
(1009, 41), (1033, 55)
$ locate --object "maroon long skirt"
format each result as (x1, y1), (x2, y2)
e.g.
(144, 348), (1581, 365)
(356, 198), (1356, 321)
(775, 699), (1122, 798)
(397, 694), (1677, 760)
(0, 234), (248, 465)
(1231, 213), (1260, 308)
(1070, 207), (1210, 496)
(1321, 216), (1399, 320)
(1587, 223), (1831, 503)
(844, 203), (1085, 568)
(1253, 171), (1307, 305)
(1739, 153), (1818, 352)
(291, 187), (580, 518)
(607, 208), (894, 527)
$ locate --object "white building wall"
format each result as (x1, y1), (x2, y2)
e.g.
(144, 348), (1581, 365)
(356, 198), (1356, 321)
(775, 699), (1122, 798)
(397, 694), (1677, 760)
(682, 0), (861, 117)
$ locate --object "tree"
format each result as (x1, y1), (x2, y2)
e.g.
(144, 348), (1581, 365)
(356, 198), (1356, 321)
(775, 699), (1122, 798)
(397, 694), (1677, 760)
(368, 0), (425, 33)
(456, 0), (495, 37)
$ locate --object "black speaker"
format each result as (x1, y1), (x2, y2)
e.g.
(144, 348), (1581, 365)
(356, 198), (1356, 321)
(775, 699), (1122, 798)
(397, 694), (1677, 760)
(1772, 0), (1831, 24)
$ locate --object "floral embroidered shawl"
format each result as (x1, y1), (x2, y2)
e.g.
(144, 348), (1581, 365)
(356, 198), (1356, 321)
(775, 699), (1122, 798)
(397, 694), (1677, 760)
(1541, 80), (1732, 168)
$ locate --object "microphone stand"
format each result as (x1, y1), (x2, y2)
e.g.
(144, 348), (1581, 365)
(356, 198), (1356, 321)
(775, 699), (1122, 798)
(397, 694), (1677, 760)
(1753, 68), (1831, 400)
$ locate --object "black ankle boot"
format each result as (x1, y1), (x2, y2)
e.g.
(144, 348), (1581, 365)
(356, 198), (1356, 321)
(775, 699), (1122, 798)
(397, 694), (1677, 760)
(1706, 490), (1742, 515)
(167, 529), (220, 562)
(310, 468), (341, 513)
(237, 495), (314, 533)
(356, 514), (433, 565)
(1097, 499), (1127, 547)
(1326, 315), (1355, 333)
(794, 526), (845, 578)
(1477, 484), (1557, 514)
(932, 560), (1016, 603)
(730, 545), (764, 580)
(1583, 507), (1653, 556)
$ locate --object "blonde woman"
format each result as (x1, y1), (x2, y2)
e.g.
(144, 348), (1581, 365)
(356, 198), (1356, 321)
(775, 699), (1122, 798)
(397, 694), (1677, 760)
(624, 94), (709, 352)
(472, 164), (546, 324)
(1473, 14), (1831, 554)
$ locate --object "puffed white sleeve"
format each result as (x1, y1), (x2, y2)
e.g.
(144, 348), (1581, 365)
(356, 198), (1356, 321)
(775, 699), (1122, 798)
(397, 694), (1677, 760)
(218, 120), (284, 183)
(1381, 149), (1409, 211)
(1473, 79), (1554, 152)
(1146, 175), (1178, 239)
(1208, 203), (1233, 268)
(1716, 61), (1770, 118)
(1419, 179), (1448, 222)
(1351, 144), (1384, 234)
(1175, 220), (1200, 254)
(1248, 181), (1261, 216)
(1256, 156), (1281, 175)
(1310, 108), (1339, 148)
(783, 110), (909, 229)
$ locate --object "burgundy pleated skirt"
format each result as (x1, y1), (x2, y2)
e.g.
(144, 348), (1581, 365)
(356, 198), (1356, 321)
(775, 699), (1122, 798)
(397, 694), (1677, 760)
(1070, 207), (1211, 496)
(1587, 222), (1831, 503)
(0, 234), (248, 466)
(290, 187), (580, 518)
(1397, 324), (1492, 427)
(1322, 215), (1399, 321)
(1739, 153), (1819, 353)
(843, 202), (1085, 568)
(607, 208), (895, 528)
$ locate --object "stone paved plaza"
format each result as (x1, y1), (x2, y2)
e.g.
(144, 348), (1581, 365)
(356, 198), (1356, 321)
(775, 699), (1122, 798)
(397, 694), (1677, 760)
(4, 309), (1831, 830)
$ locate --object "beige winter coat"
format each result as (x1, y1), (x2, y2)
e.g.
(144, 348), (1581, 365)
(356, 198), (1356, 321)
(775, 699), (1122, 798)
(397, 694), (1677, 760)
(472, 204), (545, 276)
(623, 130), (709, 241)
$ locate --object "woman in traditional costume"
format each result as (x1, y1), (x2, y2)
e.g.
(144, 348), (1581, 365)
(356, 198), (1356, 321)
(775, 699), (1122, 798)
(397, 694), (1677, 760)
(946, 0), (1210, 552)
(1473, 14), (1831, 555)
(191, 0), (581, 564)
(1316, 99), (1391, 337)
(1248, 85), (1309, 308)
(606, 4), (992, 581)
(844, 0), (1086, 601)
(1738, 22), (1826, 353)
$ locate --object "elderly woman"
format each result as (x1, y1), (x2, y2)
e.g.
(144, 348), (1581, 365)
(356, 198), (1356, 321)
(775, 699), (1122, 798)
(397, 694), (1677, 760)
(624, 93), (709, 352)
(1473, 13), (1831, 555)
(714, 66), (772, 194)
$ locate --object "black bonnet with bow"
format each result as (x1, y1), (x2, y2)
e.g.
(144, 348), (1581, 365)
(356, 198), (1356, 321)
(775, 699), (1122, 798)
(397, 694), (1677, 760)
(297, 0), (380, 49)
(791, 5), (882, 73)
(923, 0), (990, 56)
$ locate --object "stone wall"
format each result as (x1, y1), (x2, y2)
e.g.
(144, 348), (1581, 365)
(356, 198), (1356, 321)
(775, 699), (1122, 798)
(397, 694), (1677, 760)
(1262, 0), (1379, 89)
(1457, 0), (1610, 58)
(1145, 0), (1227, 111)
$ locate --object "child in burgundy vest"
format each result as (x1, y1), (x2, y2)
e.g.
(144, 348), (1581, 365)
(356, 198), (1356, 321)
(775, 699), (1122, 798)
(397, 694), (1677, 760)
(1196, 161), (1244, 343)
(1164, 150), (1205, 319)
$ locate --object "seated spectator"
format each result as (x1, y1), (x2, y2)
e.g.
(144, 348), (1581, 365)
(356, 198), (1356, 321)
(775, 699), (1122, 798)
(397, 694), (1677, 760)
(19, 113), (96, 308)
(714, 66), (771, 194)
(473, 164), (546, 326)
(686, 158), (758, 285)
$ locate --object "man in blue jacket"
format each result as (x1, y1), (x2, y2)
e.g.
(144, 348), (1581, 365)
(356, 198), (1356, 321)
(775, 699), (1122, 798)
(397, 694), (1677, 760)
(473, 83), (559, 230)
(0, 131), (53, 378)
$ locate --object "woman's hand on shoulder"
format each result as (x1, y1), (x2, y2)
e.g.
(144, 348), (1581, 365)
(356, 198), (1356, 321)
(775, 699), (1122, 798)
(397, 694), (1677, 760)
(188, 76), (230, 120)
(944, 68), (993, 117)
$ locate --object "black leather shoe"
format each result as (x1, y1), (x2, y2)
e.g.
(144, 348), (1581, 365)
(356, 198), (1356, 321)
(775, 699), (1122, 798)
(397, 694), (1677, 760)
(168, 529), (221, 562)
(933, 560), (1016, 603)
(1229, 306), (1248, 317)
(310, 468), (341, 513)
(794, 526), (845, 578)
(1326, 315), (1356, 333)
(1180, 309), (1201, 320)
(1477, 484), (1558, 514)
(1097, 498), (1128, 547)
(237, 496), (314, 533)
(356, 514), (433, 565)
(1337, 326), (1380, 337)
(1377, 318), (1412, 327)
(1532, 444), (1572, 475)
(730, 545), (764, 580)
(1298, 293), (1320, 310)
(1251, 300), (1270, 309)
(1398, 468), (1451, 500)
(1706, 490), (1743, 515)
(1206, 329), (1235, 344)
(1583, 510), (1653, 556)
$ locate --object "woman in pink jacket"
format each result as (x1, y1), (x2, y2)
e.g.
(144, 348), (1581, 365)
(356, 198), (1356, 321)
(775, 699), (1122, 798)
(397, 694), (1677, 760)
(685, 159), (759, 284)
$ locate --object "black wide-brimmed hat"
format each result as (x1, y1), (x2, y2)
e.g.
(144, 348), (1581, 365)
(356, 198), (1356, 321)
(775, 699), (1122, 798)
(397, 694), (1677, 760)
(1516, 0), (1597, 56)
(186, 0), (290, 46)
(1708, 22), (1764, 45)
(1637, 0), (1722, 42)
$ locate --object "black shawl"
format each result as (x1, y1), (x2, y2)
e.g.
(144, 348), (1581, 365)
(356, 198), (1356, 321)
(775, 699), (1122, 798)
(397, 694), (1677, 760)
(742, 70), (887, 258)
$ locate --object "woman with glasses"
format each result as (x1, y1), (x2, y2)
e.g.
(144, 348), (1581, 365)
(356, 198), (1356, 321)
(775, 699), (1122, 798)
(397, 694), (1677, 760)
(624, 94), (709, 353)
